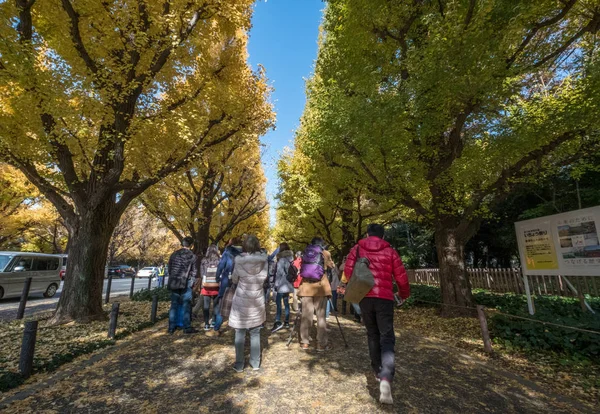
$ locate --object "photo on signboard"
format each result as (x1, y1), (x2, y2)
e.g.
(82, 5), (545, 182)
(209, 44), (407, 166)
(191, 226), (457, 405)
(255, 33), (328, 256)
(558, 220), (600, 259)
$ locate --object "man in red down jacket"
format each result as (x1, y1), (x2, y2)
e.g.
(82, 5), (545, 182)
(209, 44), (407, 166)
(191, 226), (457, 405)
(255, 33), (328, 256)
(344, 223), (410, 405)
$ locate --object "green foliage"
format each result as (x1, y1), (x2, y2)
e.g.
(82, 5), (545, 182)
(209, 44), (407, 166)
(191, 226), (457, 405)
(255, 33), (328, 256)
(280, 0), (600, 307)
(131, 287), (172, 302)
(408, 284), (600, 361)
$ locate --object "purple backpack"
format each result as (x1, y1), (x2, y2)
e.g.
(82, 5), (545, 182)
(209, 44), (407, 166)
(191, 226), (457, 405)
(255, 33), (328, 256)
(300, 244), (325, 281)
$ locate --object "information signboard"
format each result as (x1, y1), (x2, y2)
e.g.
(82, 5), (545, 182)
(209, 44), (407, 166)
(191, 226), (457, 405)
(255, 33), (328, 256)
(515, 206), (600, 277)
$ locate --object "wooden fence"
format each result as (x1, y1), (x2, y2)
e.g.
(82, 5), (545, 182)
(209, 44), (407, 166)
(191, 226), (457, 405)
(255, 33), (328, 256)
(407, 268), (600, 297)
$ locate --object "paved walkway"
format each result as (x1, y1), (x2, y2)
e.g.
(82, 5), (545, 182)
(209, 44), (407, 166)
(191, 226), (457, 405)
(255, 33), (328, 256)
(0, 307), (591, 413)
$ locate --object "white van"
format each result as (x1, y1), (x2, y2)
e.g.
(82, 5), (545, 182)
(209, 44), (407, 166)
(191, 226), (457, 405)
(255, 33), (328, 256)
(0, 252), (62, 299)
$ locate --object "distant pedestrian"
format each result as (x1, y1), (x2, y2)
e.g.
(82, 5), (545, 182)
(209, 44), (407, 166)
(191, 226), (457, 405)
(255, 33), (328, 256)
(326, 262), (340, 319)
(157, 264), (166, 288)
(229, 235), (268, 372)
(167, 236), (198, 334)
(264, 247), (280, 304)
(210, 237), (243, 334)
(271, 243), (294, 333)
(344, 224), (410, 405)
(291, 251), (302, 312)
(298, 237), (334, 352)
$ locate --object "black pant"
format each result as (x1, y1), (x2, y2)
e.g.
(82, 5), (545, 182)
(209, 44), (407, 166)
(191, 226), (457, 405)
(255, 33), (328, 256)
(359, 297), (395, 382)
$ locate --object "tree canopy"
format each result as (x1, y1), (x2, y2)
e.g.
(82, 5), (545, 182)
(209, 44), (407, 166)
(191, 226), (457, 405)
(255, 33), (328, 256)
(0, 0), (273, 323)
(277, 0), (600, 314)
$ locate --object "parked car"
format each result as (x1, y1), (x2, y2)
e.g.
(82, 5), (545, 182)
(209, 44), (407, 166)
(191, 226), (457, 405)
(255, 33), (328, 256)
(58, 255), (68, 280)
(107, 265), (135, 279)
(137, 267), (158, 278)
(0, 252), (61, 299)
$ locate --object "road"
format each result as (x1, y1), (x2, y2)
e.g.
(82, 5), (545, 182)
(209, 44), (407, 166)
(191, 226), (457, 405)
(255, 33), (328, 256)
(0, 277), (166, 321)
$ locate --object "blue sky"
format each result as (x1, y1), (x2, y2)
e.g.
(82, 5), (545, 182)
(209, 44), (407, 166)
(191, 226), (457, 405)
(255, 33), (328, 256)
(247, 0), (324, 225)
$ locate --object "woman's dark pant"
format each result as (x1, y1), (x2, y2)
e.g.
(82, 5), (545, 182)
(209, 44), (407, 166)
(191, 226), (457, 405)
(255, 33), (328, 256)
(203, 295), (217, 325)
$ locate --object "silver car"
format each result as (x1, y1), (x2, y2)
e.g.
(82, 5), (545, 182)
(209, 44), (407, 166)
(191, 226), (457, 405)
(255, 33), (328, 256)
(0, 252), (62, 299)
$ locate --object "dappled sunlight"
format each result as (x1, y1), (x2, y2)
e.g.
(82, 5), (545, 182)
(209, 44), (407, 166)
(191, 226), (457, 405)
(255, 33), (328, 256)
(2, 302), (591, 413)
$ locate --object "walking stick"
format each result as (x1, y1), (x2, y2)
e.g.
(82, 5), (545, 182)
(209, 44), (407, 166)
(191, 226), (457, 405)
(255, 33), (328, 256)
(329, 298), (349, 348)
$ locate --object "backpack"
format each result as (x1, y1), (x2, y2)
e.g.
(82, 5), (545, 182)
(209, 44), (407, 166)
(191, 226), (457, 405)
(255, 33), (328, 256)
(286, 261), (299, 284)
(344, 246), (375, 303)
(202, 265), (219, 288)
(300, 244), (324, 281)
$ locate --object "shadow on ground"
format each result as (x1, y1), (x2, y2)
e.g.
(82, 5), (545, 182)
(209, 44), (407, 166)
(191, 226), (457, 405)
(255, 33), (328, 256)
(1, 301), (591, 413)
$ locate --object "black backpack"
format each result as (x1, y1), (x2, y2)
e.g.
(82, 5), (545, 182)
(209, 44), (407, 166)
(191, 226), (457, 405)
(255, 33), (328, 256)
(286, 261), (299, 284)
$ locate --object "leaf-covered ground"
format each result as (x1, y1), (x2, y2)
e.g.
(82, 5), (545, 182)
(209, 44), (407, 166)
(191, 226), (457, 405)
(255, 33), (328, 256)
(0, 300), (169, 392)
(1, 304), (594, 413)
(398, 307), (600, 407)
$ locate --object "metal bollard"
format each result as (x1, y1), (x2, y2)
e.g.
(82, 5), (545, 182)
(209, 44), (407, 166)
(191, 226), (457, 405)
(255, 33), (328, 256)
(108, 302), (120, 339)
(105, 274), (113, 304)
(19, 320), (38, 378)
(151, 295), (158, 323)
(476, 305), (493, 353)
(147, 275), (152, 290)
(129, 276), (135, 299)
(16, 277), (32, 320)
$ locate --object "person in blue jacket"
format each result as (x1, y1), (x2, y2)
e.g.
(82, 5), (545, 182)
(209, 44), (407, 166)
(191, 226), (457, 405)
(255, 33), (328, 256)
(210, 237), (243, 334)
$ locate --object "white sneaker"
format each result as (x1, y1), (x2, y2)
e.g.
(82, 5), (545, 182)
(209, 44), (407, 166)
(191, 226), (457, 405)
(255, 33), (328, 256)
(379, 380), (393, 405)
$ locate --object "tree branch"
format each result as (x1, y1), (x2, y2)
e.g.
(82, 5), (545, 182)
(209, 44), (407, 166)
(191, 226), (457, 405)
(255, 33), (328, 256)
(506, 0), (579, 68)
(61, 0), (100, 74)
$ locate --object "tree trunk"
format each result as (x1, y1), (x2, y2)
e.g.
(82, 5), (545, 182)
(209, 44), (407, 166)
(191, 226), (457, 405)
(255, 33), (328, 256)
(339, 196), (355, 258)
(194, 194), (215, 258)
(435, 225), (475, 317)
(50, 204), (120, 324)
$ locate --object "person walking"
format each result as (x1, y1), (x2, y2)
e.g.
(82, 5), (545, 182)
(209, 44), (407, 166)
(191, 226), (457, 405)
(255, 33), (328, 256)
(298, 237), (334, 352)
(211, 237), (243, 334)
(228, 235), (268, 372)
(326, 261), (340, 319)
(167, 236), (198, 335)
(196, 245), (221, 331)
(344, 224), (410, 405)
(291, 251), (302, 312)
(271, 243), (295, 333)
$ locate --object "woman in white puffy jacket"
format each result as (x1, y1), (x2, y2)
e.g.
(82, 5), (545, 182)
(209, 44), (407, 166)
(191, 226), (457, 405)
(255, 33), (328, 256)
(228, 235), (268, 372)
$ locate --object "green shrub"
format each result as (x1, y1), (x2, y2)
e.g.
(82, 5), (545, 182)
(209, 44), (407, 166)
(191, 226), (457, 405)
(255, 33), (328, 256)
(131, 287), (171, 302)
(408, 283), (600, 361)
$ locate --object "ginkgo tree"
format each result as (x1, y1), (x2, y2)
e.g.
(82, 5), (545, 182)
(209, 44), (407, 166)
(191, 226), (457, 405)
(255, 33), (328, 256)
(142, 135), (269, 257)
(0, 0), (273, 323)
(276, 133), (402, 259)
(288, 0), (600, 314)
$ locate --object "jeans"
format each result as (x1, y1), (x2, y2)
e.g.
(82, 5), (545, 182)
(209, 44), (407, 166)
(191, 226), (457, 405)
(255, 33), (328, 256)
(158, 276), (164, 288)
(326, 291), (338, 318)
(169, 287), (192, 331)
(213, 296), (223, 331)
(234, 326), (261, 370)
(275, 293), (290, 323)
(203, 295), (218, 325)
(359, 297), (395, 382)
